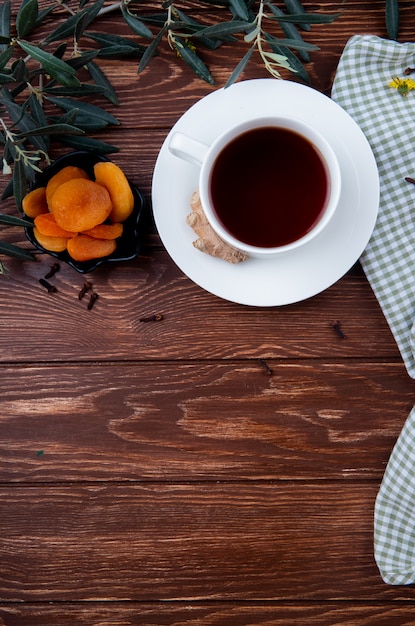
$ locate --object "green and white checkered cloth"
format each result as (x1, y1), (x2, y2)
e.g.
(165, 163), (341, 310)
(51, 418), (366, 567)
(332, 34), (415, 585)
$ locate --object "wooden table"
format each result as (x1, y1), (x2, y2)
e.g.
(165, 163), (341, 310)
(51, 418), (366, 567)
(2, 1), (415, 623)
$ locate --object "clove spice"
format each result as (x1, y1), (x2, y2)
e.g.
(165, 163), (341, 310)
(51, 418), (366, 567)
(330, 320), (346, 339)
(44, 263), (60, 279)
(87, 292), (99, 310)
(39, 278), (57, 293)
(78, 281), (93, 300)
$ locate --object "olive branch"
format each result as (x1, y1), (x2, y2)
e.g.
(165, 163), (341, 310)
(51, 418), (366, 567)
(0, 0), (396, 265)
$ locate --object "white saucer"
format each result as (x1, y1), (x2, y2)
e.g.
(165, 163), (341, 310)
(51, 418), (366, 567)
(152, 79), (379, 306)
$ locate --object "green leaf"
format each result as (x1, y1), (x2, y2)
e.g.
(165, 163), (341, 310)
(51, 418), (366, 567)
(12, 157), (27, 212)
(16, 123), (84, 137)
(0, 241), (36, 261)
(195, 20), (250, 39)
(28, 92), (47, 128)
(17, 41), (81, 87)
(96, 45), (144, 59)
(265, 34), (319, 52)
(386, 0), (399, 40)
(284, 0), (310, 30)
(224, 43), (254, 88)
(11, 58), (28, 82)
(138, 25), (166, 74)
(173, 36), (215, 84)
(51, 108), (79, 127)
(1, 177), (14, 201)
(43, 84), (106, 97)
(0, 72), (14, 85)
(244, 24), (260, 43)
(35, 3), (56, 28)
(0, 45), (16, 71)
(86, 31), (145, 51)
(0, 214), (33, 227)
(65, 50), (99, 70)
(46, 96), (119, 126)
(270, 12), (340, 25)
(16, 0), (39, 38)
(171, 9), (224, 49)
(0, 93), (48, 152)
(0, 1), (11, 52)
(121, 4), (153, 39)
(43, 0), (104, 43)
(86, 60), (119, 105)
(266, 5), (309, 62)
(266, 35), (310, 82)
(56, 134), (119, 154)
(27, 92), (49, 149)
(229, 0), (249, 20)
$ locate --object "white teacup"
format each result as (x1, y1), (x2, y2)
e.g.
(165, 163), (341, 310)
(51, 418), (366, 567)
(169, 116), (341, 256)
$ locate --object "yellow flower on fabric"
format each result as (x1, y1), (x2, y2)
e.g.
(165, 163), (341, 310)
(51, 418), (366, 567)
(388, 76), (415, 96)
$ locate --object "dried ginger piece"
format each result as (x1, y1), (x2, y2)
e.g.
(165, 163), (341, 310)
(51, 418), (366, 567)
(186, 191), (248, 264)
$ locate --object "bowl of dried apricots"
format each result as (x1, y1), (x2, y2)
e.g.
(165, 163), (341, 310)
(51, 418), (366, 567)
(23, 151), (146, 273)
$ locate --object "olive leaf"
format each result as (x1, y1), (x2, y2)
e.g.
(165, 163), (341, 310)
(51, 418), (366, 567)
(12, 157), (27, 212)
(386, 0), (399, 40)
(229, 0), (250, 20)
(284, 0), (310, 31)
(266, 5), (309, 62)
(194, 20), (251, 39)
(16, 0), (39, 39)
(0, 1), (11, 52)
(120, 4), (153, 39)
(0, 241), (35, 260)
(43, 0), (104, 44)
(17, 41), (81, 87)
(172, 36), (215, 84)
(55, 134), (119, 154)
(15, 123), (84, 138)
(45, 96), (120, 127)
(265, 33), (310, 82)
(224, 43), (254, 87)
(138, 25), (166, 74)
(86, 60), (119, 105)
(0, 214), (33, 227)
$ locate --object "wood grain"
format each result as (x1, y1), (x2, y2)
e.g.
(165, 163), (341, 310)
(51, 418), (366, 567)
(2, 1), (415, 623)
(0, 483), (404, 601)
(0, 361), (413, 481)
(3, 604), (415, 626)
(0, 252), (403, 362)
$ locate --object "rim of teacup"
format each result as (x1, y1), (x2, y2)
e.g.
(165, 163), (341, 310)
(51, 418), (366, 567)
(199, 115), (341, 257)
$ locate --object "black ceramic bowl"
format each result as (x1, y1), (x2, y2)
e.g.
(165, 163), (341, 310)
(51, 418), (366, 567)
(25, 151), (146, 273)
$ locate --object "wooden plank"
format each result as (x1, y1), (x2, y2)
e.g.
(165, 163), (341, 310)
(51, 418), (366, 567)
(1, 483), (414, 602)
(0, 251), (403, 362)
(2, 602), (415, 625)
(0, 362), (413, 481)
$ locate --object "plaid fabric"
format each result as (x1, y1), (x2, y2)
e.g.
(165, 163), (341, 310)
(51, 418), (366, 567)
(332, 35), (415, 379)
(332, 35), (415, 585)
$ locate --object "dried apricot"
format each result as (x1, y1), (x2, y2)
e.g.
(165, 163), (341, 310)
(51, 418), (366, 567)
(33, 227), (70, 253)
(22, 187), (49, 218)
(34, 213), (78, 238)
(67, 235), (116, 261)
(46, 166), (89, 206)
(51, 178), (112, 232)
(93, 161), (134, 223)
(83, 222), (123, 240)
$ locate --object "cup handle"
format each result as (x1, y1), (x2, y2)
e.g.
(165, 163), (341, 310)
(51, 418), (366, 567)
(168, 132), (209, 167)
